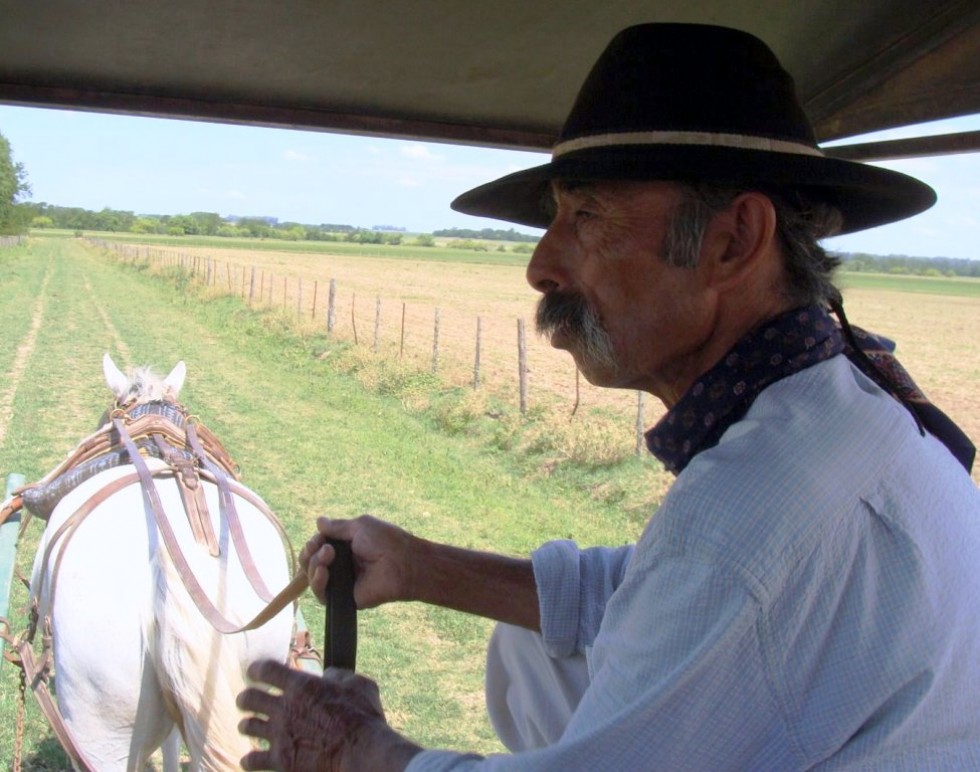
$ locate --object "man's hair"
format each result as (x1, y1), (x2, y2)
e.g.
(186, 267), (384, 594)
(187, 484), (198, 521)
(664, 183), (844, 308)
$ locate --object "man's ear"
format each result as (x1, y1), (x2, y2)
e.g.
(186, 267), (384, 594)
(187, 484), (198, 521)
(699, 192), (778, 291)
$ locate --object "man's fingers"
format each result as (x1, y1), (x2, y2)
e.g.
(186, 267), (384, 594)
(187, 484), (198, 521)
(240, 749), (275, 771)
(299, 533), (326, 566)
(238, 714), (272, 741)
(237, 686), (281, 718)
(309, 562), (329, 604)
(316, 516), (354, 540)
(246, 659), (302, 690)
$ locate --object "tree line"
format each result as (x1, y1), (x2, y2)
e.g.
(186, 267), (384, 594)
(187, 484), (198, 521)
(24, 203), (410, 243)
(14, 202), (980, 275)
(0, 131), (31, 235)
(432, 227), (539, 243)
(1, 132), (976, 273)
(839, 253), (980, 278)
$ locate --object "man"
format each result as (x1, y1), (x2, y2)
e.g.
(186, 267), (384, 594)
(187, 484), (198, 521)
(238, 23), (980, 770)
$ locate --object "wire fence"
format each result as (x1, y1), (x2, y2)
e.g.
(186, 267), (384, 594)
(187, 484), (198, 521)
(94, 240), (664, 457)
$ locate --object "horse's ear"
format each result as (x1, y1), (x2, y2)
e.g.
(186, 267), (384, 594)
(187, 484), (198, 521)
(102, 353), (130, 401)
(164, 361), (187, 397)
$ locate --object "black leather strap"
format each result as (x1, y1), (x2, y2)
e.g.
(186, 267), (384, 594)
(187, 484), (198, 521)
(324, 539), (357, 671)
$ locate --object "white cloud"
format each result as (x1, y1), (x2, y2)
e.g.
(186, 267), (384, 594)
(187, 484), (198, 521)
(400, 143), (444, 161)
(283, 148), (316, 162)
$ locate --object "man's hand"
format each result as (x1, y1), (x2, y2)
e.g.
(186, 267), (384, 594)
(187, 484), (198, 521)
(300, 514), (540, 630)
(238, 660), (421, 772)
(299, 515), (422, 608)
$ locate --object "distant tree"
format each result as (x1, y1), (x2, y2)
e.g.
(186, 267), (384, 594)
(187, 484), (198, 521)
(189, 211), (223, 236)
(237, 218), (273, 238)
(413, 234), (436, 247)
(304, 227), (341, 241)
(31, 215), (54, 229)
(273, 224), (307, 240)
(347, 229), (385, 244)
(447, 238), (489, 252)
(86, 207), (135, 233)
(132, 216), (163, 234)
(432, 226), (538, 243)
(168, 214), (198, 235)
(0, 131), (31, 234)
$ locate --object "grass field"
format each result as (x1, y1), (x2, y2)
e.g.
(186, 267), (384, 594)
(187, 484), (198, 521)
(0, 238), (661, 767)
(1, 235), (977, 767)
(35, 228), (534, 266)
(99, 234), (980, 486)
(838, 271), (980, 297)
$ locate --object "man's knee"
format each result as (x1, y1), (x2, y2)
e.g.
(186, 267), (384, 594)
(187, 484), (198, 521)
(485, 623), (590, 752)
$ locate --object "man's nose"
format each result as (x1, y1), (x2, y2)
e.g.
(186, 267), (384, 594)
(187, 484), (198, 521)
(525, 227), (568, 294)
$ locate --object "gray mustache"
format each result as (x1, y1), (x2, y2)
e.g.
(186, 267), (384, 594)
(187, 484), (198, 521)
(535, 292), (616, 369)
(535, 292), (591, 336)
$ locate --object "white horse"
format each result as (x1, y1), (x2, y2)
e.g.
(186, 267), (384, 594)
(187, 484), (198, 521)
(29, 355), (295, 770)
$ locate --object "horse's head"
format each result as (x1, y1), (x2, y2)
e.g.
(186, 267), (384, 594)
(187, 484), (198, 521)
(102, 353), (187, 412)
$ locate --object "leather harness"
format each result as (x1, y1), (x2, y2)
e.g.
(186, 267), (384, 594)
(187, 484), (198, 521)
(0, 398), (318, 769)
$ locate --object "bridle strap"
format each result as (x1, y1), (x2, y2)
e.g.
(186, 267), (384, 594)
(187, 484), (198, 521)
(185, 421), (275, 602)
(113, 418), (294, 634)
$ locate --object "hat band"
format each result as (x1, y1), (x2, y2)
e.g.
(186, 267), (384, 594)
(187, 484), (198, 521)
(553, 130), (824, 159)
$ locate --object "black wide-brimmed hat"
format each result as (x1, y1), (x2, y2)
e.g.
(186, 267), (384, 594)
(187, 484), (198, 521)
(451, 24), (935, 234)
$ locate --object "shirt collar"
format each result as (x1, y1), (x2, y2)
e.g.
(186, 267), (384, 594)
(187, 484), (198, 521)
(645, 306), (842, 474)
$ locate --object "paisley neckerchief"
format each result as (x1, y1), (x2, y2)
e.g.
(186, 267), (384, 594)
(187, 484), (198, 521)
(646, 305), (975, 475)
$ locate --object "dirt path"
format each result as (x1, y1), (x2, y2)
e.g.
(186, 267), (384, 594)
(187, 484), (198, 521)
(0, 263), (52, 450)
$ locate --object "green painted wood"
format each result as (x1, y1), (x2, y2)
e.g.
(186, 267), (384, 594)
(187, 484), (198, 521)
(0, 473), (26, 663)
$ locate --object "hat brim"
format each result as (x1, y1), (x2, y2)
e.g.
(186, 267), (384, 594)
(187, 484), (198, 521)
(450, 146), (936, 235)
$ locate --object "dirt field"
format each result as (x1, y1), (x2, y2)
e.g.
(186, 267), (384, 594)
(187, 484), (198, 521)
(157, 244), (979, 484)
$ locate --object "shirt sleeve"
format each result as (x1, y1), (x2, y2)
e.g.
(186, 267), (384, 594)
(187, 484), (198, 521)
(407, 554), (799, 772)
(531, 540), (634, 657)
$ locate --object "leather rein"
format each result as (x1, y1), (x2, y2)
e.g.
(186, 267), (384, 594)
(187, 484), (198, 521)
(18, 400), (310, 634)
(0, 400), (314, 771)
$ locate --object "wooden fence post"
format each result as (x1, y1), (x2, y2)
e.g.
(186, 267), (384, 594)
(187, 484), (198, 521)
(351, 293), (359, 345)
(249, 266), (256, 304)
(571, 367), (581, 417)
(635, 391), (646, 457)
(327, 279), (337, 332)
(373, 296), (381, 353)
(473, 317), (482, 389)
(431, 309), (440, 374)
(518, 318), (528, 415)
(312, 280), (319, 319)
(399, 302), (406, 357)
(297, 278), (303, 318)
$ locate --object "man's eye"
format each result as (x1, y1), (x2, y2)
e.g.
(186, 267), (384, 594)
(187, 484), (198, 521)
(575, 209), (596, 220)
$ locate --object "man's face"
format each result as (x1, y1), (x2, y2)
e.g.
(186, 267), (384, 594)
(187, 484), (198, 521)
(526, 180), (717, 405)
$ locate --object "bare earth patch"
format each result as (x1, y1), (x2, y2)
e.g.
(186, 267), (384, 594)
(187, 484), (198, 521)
(0, 266), (52, 448)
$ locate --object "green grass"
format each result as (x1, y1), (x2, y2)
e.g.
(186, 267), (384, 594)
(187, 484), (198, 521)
(0, 237), (663, 766)
(838, 270), (980, 297)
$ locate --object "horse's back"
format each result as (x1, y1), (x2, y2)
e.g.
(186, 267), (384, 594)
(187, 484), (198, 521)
(31, 460), (293, 769)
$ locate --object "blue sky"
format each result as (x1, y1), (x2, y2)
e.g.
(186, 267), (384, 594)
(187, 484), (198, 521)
(0, 104), (977, 260)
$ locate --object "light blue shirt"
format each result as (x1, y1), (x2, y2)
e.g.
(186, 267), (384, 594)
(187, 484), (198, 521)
(409, 357), (980, 770)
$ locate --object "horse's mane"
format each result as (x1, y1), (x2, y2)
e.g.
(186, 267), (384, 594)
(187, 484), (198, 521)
(115, 365), (177, 405)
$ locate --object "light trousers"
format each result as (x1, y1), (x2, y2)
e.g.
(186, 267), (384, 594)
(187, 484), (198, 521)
(485, 623), (591, 752)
